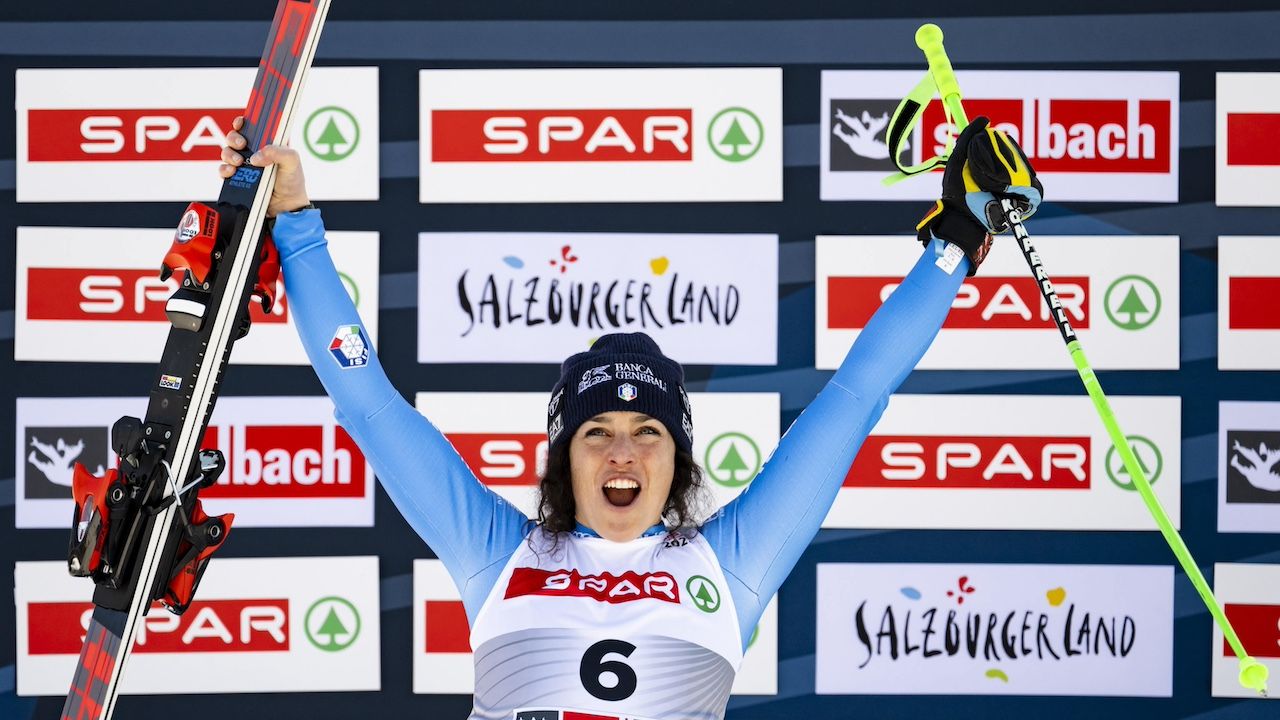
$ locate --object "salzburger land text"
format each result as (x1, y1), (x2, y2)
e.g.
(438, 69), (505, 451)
(853, 600), (1137, 668)
(456, 271), (741, 336)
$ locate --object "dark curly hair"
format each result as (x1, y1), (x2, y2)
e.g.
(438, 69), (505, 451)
(536, 440), (707, 536)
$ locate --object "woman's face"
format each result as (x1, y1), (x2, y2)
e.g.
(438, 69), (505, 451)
(569, 411), (676, 542)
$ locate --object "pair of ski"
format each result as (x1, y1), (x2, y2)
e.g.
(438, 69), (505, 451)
(60, 2), (331, 718)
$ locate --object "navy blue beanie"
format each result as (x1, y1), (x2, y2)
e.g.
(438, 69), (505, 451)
(547, 332), (692, 453)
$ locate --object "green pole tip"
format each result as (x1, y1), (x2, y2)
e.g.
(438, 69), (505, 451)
(1239, 657), (1269, 695)
(915, 24), (943, 49)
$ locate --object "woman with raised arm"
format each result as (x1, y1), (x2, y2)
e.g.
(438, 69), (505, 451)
(220, 115), (1040, 720)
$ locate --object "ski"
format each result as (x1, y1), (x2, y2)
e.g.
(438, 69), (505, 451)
(60, 3), (331, 718)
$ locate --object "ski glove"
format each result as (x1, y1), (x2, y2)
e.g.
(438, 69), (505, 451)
(916, 116), (1043, 275)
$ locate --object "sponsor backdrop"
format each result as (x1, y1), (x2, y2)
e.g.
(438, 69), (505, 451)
(3, 3), (1279, 720)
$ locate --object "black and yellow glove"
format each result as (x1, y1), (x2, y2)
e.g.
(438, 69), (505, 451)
(916, 116), (1043, 275)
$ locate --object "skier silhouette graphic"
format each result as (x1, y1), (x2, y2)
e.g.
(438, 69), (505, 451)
(832, 108), (907, 160)
(1230, 439), (1280, 492)
(28, 435), (102, 488)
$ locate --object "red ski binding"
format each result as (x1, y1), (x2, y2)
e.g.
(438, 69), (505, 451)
(68, 464), (124, 577)
(161, 499), (235, 615)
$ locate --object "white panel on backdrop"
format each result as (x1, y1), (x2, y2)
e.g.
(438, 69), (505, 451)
(16, 67), (379, 202)
(816, 236), (1179, 370)
(418, 68), (782, 203)
(1218, 401), (1280, 532)
(413, 559), (778, 695)
(815, 563), (1173, 696)
(1216, 73), (1280, 207)
(418, 233), (777, 365)
(1212, 563), (1280, 698)
(1218, 237), (1280, 370)
(15, 557), (380, 695)
(15, 227), (378, 364)
(824, 394), (1181, 530)
(15, 397), (374, 528)
(414, 392), (780, 520)
(820, 71), (1179, 202)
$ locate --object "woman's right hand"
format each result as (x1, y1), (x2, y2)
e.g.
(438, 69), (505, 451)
(219, 115), (311, 218)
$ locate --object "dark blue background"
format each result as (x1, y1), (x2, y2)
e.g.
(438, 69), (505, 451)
(3, 2), (1279, 718)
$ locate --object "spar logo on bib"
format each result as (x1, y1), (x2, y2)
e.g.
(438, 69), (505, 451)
(505, 568), (681, 605)
(329, 325), (370, 369)
(821, 70), (1179, 202)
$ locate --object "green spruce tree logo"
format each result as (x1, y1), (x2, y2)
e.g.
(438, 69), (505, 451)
(305, 596), (362, 652)
(303, 106), (360, 162)
(708, 107), (764, 162)
(704, 432), (763, 488)
(1105, 435), (1163, 491)
(1104, 275), (1161, 330)
(686, 575), (721, 613)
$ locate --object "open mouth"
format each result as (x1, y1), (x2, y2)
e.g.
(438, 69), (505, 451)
(603, 478), (640, 508)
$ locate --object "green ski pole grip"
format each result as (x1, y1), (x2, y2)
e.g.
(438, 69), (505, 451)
(915, 23), (968, 128)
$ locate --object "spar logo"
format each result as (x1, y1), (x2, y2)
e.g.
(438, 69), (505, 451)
(850, 575), (1138, 677)
(846, 435), (1092, 488)
(305, 596), (361, 652)
(1103, 276), (1160, 330)
(24, 267), (287, 324)
(921, 98), (1172, 173)
(26, 109), (237, 162)
(27, 599), (290, 655)
(455, 245), (742, 337)
(828, 276), (1090, 331)
(199, 423), (368, 499)
(1105, 436), (1164, 491)
(707, 108), (763, 162)
(1225, 430), (1280, 504)
(1222, 603), (1280, 658)
(304, 106), (360, 162)
(504, 568), (681, 605)
(687, 575), (722, 614)
(704, 432), (763, 488)
(23, 426), (108, 500)
(430, 106), (763, 163)
(447, 433), (548, 486)
(828, 274), (1162, 332)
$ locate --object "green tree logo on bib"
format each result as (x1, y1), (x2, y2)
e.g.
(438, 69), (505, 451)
(687, 575), (722, 613)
